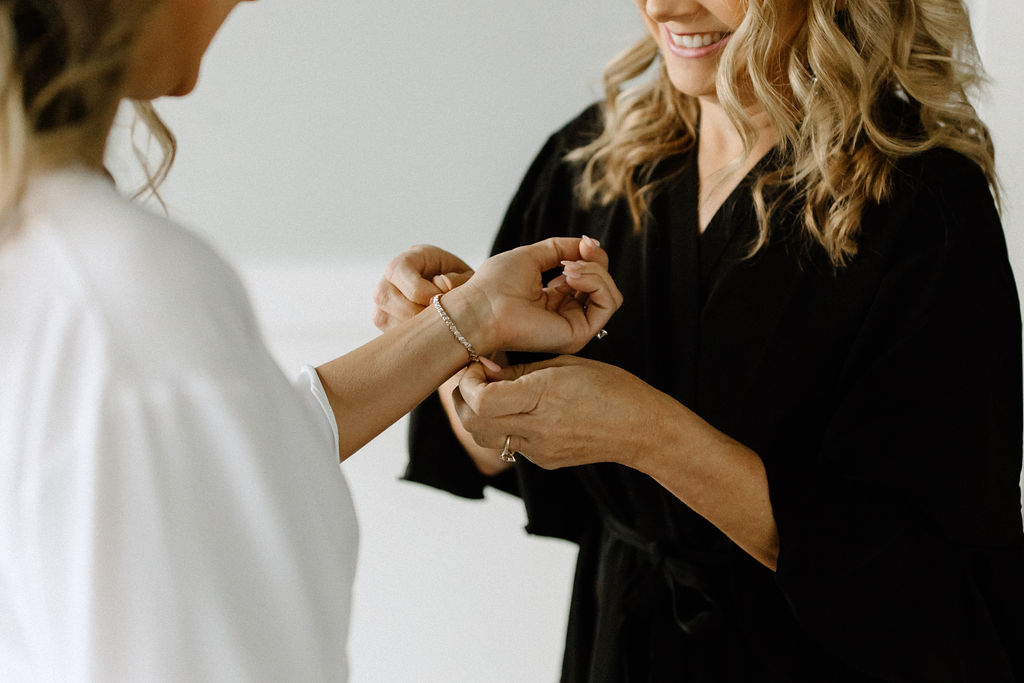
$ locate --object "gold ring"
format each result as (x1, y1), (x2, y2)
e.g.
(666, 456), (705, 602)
(500, 435), (517, 463)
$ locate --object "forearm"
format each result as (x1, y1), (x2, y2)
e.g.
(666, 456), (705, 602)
(317, 304), (472, 461)
(634, 398), (780, 570)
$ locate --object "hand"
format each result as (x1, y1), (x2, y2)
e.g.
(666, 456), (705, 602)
(452, 355), (671, 470)
(454, 356), (782, 571)
(443, 236), (623, 356)
(373, 245), (474, 332)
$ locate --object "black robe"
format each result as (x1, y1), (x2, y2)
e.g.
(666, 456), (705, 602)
(406, 104), (1024, 682)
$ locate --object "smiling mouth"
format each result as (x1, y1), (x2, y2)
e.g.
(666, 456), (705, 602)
(668, 31), (731, 49)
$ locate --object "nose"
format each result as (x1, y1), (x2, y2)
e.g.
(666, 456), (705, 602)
(643, 0), (700, 24)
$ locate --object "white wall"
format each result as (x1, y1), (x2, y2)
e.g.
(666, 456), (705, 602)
(109, 1), (1024, 681)
(117, 0), (640, 265)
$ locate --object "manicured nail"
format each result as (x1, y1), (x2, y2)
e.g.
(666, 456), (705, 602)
(582, 235), (600, 247)
(561, 260), (585, 274)
(480, 356), (503, 374)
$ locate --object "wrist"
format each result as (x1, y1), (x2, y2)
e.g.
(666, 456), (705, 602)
(629, 390), (697, 476)
(437, 285), (499, 357)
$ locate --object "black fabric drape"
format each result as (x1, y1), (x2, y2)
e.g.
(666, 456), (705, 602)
(405, 104), (1024, 681)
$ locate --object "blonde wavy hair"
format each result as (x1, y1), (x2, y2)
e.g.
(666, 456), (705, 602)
(569, 0), (996, 265)
(0, 0), (175, 232)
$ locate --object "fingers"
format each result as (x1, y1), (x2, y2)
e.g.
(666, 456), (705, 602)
(375, 245), (474, 330)
(516, 234), (610, 272)
(559, 259), (623, 330)
(372, 277), (425, 330)
(459, 356), (583, 415)
(578, 235), (609, 269)
(446, 270), (474, 288)
(457, 361), (538, 418)
(431, 274), (453, 292)
(539, 236), (621, 330)
(453, 356), (587, 456)
(513, 236), (588, 273)
(385, 245), (473, 306)
(451, 387), (527, 451)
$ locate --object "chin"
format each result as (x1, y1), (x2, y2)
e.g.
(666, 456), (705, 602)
(168, 72), (200, 98)
(665, 74), (718, 101)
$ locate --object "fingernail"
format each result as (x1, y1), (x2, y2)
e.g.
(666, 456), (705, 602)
(564, 262), (584, 274)
(583, 235), (601, 247)
(480, 356), (503, 374)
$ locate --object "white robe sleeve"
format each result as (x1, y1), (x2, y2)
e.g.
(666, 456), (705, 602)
(294, 364), (341, 458)
(13, 364), (357, 682)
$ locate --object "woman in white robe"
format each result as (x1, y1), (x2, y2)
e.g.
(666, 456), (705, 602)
(0, 1), (622, 680)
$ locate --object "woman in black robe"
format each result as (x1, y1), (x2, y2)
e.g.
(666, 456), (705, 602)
(373, 0), (1024, 679)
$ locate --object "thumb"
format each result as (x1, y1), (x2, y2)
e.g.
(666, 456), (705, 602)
(432, 270), (474, 293)
(458, 361), (541, 417)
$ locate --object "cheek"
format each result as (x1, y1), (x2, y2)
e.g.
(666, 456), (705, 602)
(709, 0), (747, 26)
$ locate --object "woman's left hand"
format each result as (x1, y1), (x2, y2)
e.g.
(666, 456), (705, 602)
(452, 355), (675, 469)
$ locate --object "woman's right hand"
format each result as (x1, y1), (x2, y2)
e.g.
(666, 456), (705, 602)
(373, 245), (474, 332)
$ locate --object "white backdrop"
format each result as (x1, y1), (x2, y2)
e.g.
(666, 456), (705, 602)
(108, 1), (1024, 681)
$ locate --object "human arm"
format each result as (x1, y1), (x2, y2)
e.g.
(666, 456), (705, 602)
(317, 236), (622, 461)
(373, 237), (611, 474)
(451, 152), (1024, 679)
(454, 356), (780, 569)
(371, 244), (506, 475)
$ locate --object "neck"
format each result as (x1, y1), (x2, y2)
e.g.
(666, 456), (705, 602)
(36, 102), (119, 173)
(697, 96), (777, 162)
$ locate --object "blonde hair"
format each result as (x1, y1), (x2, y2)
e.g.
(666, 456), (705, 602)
(0, 0), (175, 231)
(569, 0), (996, 265)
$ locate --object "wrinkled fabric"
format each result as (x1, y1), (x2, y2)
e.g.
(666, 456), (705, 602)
(0, 168), (358, 682)
(406, 104), (1024, 681)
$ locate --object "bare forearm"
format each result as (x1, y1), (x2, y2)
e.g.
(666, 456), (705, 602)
(317, 306), (470, 461)
(635, 400), (780, 570)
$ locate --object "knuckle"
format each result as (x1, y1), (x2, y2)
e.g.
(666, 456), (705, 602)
(475, 387), (504, 417)
(383, 257), (403, 279)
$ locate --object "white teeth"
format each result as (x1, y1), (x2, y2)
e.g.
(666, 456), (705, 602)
(670, 31), (726, 49)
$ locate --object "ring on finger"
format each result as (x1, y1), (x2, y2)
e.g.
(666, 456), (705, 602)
(500, 435), (517, 463)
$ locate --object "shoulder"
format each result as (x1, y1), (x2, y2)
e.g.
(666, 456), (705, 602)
(521, 102), (607, 189)
(860, 147), (1003, 260)
(12, 168), (262, 378)
(550, 102), (606, 152)
(891, 147), (994, 209)
(521, 102), (606, 174)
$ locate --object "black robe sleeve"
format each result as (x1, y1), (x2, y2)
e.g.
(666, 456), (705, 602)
(762, 151), (1024, 680)
(403, 106), (605, 520)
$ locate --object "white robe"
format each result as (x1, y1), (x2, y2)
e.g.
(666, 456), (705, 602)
(0, 168), (358, 681)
